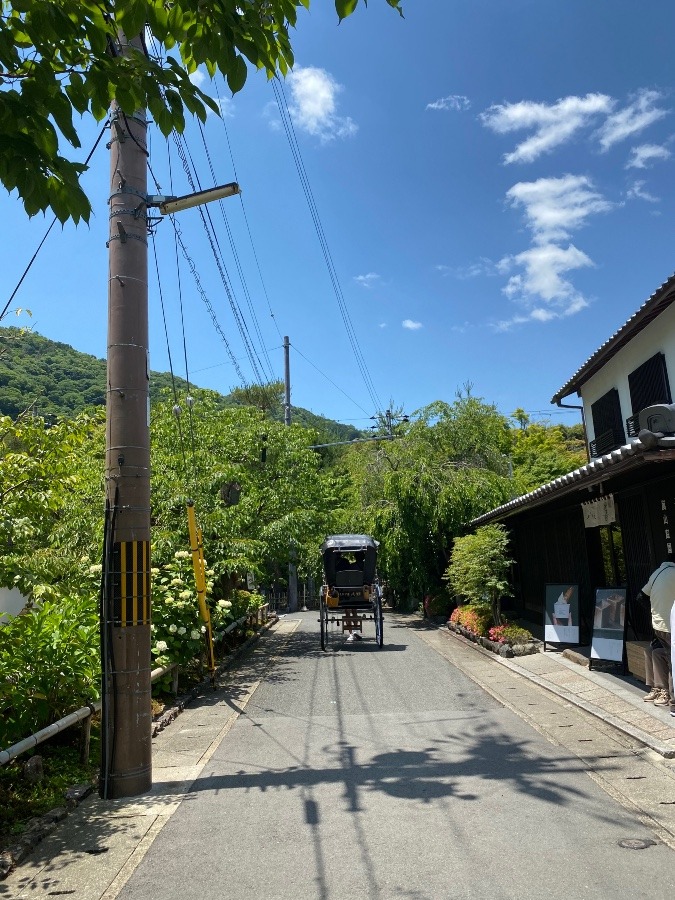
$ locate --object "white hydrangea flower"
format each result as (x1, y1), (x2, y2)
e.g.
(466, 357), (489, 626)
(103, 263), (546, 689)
(178, 626), (186, 635)
(171, 577), (183, 586)
(201, 625), (206, 633)
(169, 624), (177, 633)
(190, 629), (200, 640)
(89, 564), (103, 574)
(174, 550), (190, 560)
(218, 599), (232, 609)
(179, 590), (192, 600)
(156, 640), (168, 652)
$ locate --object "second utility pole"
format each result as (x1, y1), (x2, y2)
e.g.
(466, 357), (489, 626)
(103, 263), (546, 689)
(283, 335), (298, 612)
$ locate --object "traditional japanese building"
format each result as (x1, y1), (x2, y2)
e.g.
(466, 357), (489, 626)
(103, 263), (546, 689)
(473, 272), (675, 655)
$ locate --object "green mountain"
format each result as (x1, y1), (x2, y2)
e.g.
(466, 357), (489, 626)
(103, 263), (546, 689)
(0, 327), (362, 443)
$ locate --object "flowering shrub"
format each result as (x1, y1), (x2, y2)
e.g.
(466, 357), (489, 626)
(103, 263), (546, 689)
(488, 624), (534, 645)
(449, 604), (492, 637)
(151, 550), (233, 669)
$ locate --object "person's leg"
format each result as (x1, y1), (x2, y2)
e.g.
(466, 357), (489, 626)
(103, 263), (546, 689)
(643, 647), (660, 700)
(651, 642), (671, 705)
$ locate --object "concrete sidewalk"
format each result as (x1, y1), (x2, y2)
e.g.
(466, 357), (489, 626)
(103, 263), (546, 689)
(2, 613), (675, 898)
(440, 623), (675, 759)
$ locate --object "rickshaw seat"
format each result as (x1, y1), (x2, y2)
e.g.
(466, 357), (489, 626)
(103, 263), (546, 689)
(334, 570), (364, 588)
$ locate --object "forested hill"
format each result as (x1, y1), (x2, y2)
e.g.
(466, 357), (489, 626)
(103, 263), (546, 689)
(0, 328), (362, 442)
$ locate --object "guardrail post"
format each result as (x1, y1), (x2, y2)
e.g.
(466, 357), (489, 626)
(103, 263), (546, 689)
(79, 715), (92, 765)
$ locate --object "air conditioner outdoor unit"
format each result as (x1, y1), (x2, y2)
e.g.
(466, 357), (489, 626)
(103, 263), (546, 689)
(638, 403), (675, 434)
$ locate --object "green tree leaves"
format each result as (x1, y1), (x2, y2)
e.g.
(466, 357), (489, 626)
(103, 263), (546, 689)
(444, 523), (514, 626)
(1, 0), (403, 223)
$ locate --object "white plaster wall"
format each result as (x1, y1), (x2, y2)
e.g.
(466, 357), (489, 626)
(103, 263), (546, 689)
(581, 301), (675, 442)
(0, 586), (29, 623)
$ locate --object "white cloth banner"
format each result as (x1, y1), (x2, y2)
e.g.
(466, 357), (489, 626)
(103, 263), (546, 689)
(582, 494), (615, 528)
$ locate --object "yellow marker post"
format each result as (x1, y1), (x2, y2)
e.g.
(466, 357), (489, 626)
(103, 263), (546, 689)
(186, 501), (216, 679)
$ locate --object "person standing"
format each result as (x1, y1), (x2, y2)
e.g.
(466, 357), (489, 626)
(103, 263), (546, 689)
(641, 561), (675, 709)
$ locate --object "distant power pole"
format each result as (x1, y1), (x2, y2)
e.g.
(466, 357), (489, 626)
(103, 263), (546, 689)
(283, 335), (298, 612)
(283, 335), (291, 426)
(100, 32), (152, 800)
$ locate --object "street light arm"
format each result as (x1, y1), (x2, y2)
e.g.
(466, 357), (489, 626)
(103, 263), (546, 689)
(146, 182), (240, 215)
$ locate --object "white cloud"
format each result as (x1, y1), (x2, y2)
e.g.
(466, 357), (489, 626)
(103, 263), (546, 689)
(480, 93), (613, 164)
(435, 259), (496, 279)
(505, 174), (613, 243)
(286, 67), (357, 142)
(595, 89), (668, 151)
(627, 180), (659, 203)
(354, 272), (380, 288)
(626, 142), (671, 169)
(426, 94), (471, 112)
(402, 319), (422, 330)
(496, 243), (593, 324)
(189, 69), (206, 89)
(379, 322), (387, 329)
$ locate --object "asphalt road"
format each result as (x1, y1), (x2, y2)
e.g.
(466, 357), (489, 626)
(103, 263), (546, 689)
(116, 613), (674, 900)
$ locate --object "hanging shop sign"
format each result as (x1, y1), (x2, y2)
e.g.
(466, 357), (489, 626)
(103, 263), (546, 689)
(582, 493), (615, 528)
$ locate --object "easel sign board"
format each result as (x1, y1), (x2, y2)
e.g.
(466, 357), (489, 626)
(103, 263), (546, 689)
(544, 584), (580, 647)
(590, 588), (626, 663)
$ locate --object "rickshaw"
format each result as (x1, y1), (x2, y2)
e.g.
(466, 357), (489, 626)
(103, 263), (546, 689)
(319, 534), (383, 650)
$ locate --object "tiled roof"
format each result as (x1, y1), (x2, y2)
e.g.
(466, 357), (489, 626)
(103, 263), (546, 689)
(471, 438), (657, 526)
(551, 272), (675, 404)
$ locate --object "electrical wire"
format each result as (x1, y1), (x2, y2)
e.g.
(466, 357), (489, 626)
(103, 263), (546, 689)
(197, 114), (276, 380)
(291, 342), (371, 417)
(2, 122), (109, 320)
(151, 231), (188, 474)
(170, 129), (269, 389)
(271, 77), (383, 415)
(215, 74), (284, 344)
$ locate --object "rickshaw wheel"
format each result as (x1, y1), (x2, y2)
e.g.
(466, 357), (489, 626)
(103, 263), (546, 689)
(320, 593), (327, 651)
(375, 594), (384, 648)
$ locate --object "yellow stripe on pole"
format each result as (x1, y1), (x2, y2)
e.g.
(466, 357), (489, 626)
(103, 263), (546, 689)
(113, 540), (151, 627)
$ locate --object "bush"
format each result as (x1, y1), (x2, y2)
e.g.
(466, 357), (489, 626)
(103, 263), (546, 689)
(449, 604), (493, 637)
(423, 593), (452, 618)
(488, 624), (534, 645)
(0, 593), (100, 747)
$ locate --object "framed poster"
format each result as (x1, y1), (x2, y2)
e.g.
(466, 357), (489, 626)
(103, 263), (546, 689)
(544, 584), (580, 646)
(590, 588), (626, 664)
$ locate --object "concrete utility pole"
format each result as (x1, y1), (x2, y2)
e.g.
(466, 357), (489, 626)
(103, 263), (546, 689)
(101, 32), (152, 800)
(283, 335), (298, 612)
(100, 33), (240, 800)
(283, 335), (291, 426)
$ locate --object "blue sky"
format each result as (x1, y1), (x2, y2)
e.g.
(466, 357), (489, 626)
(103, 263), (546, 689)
(2, 0), (675, 430)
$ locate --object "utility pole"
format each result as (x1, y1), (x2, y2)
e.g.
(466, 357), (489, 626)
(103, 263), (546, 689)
(283, 335), (298, 612)
(283, 335), (291, 426)
(100, 33), (240, 800)
(101, 32), (152, 800)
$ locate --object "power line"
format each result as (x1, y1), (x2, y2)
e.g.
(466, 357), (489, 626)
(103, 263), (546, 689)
(196, 116), (276, 382)
(216, 75), (284, 344)
(2, 122), (109, 320)
(292, 342), (370, 417)
(271, 77), (383, 415)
